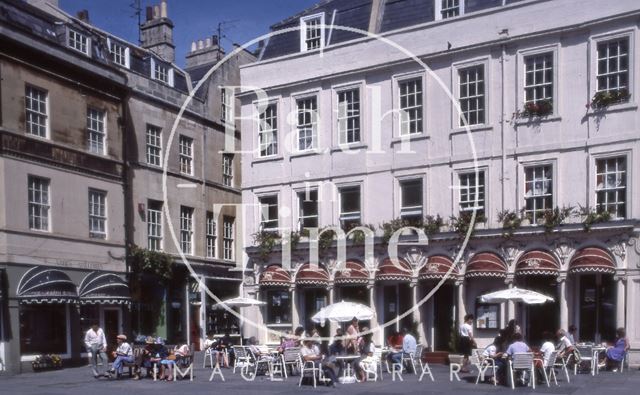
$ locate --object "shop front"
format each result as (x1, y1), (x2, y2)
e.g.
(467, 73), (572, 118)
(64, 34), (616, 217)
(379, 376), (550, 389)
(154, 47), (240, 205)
(419, 255), (458, 351)
(375, 258), (413, 341)
(258, 265), (293, 344)
(513, 250), (560, 345)
(569, 247), (618, 343)
(295, 263), (329, 337)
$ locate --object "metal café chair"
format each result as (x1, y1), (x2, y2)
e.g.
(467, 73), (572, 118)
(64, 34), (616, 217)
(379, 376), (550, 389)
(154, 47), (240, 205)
(535, 350), (559, 387)
(472, 349), (496, 385)
(508, 352), (535, 390)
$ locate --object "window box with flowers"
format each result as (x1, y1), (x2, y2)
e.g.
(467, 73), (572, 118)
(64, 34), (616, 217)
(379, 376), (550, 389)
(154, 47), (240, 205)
(590, 89), (631, 109)
(517, 99), (554, 119)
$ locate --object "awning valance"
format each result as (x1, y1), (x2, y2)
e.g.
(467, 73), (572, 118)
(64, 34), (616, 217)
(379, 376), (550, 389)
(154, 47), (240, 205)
(334, 260), (369, 285)
(465, 252), (508, 278)
(78, 272), (131, 305)
(515, 250), (560, 276)
(296, 263), (330, 287)
(419, 255), (458, 280)
(17, 266), (78, 304)
(376, 258), (412, 282)
(259, 265), (292, 287)
(569, 247), (616, 274)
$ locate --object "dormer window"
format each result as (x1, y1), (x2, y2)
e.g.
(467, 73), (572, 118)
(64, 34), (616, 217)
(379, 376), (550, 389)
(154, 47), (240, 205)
(437, 0), (464, 20)
(68, 28), (89, 56)
(150, 58), (174, 87)
(300, 13), (325, 52)
(108, 39), (130, 68)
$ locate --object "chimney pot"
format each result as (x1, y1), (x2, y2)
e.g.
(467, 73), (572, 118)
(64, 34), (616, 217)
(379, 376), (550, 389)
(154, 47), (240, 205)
(76, 9), (89, 22)
(205, 38), (212, 48)
(198, 40), (204, 50)
(145, 6), (153, 21)
(191, 41), (197, 52)
(153, 5), (160, 19)
(160, 0), (168, 18)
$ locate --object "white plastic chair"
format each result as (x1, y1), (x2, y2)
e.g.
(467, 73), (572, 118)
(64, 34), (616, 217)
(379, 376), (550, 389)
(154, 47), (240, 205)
(232, 346), (251, 374)
(472, 349), (496, 385)
(574, 345), (594, 375)
(535, 351), (559, 387)
(509, 352), (535, 389)
(203, 347), (215, 368)
(554, 351), (572, 383)
(298, 355), (325, 387)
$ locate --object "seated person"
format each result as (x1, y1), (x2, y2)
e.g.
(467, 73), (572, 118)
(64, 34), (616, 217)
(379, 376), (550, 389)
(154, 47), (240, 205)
(356, 333), (376, 382)
(329, 328), (345, 356)
(389, 328), (416, 370)
(159, 342), (190, 381)
(481, 336), (503, 385)
(247, 336), (275, 363)
(108, 334), (133, 377)
(535, 332), (556, 380)
(300, 338), (337, 387)
(556, 329), (574, 358)
(277, 330), (296, 353)
(204, 334), (226, 367)
(134, 336), (156, 380)
(387, 331), (404, 351)
(503, 333), (531, 386)
(603, 327), (630, 371)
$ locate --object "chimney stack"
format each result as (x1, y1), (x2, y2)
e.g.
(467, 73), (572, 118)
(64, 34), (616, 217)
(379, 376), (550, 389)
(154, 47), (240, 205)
(184, 34), (225, 70)
(76, 9), (89, 23)
(140, 0), (175, 63)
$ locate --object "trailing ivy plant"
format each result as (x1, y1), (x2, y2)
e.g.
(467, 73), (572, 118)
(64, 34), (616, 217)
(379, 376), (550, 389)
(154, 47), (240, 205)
(252, 230), (282, 261)
(497, 209), (528, 238)
(590, 88), (630, 109)
(539, 205), (575, 233)
(578, 205), (612, 232)
(380, 218), (410, 244)
(423, 215), (444, 236)
(345, 223), (375, 245)
(450, 211), (486, 238)
(129, 244), (174, 282)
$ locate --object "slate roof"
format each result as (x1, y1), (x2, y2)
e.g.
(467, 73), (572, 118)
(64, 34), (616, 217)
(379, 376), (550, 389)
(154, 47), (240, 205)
(259, 0), (528, 61)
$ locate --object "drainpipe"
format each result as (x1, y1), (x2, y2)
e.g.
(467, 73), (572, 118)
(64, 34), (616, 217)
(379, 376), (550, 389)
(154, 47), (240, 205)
(500, 43), (507, 212)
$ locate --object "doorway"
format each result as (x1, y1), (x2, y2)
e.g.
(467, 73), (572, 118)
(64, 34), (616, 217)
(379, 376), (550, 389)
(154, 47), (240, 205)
(578, 274), (616, 343)
(518, 276), (559, 346)
(432, 283), (455, 351)
(103, 307), (122, 351)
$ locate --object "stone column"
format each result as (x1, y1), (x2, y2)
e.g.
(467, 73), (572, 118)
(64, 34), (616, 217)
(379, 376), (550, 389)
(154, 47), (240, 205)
(290, 286), (299, 329)
(328, 284), (336, 338)
(455, 279), (465, 326)
(558, 275), (568, 331)
(505, 276), (515, 323)
(200, 277), (207, 349)
(615, 274), (626, 329)
(368, 282), (380, 345)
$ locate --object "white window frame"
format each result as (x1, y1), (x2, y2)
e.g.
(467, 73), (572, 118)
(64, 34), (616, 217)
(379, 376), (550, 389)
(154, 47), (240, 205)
(589, 30), (635, 108)
(150, 58), (175, 87)
(595, 155), (628, 219)
(88, 189), (107, 239)
(338, 184), (362, 229)
(147, 200), (163, 251)
(222, 154), (234, 187)
(223, 216), (234, 261)
(435, 0), (465, 20)
(28, 175), (50, 232)
(523, 163), (554, 223)
(179, 135), (194, 176)
(258, 194), (279, 231)
(452, 57), (490, 129)
(398, 77), (424, 136)
(146, 125), (163, 167)
(257, 101), (278, 157)
(297, 188), (319, 231)
(25, 84), (49, 139)
(300, 13), (325, 52)
(336, 87), (361, 145)
(180, 206), (194, 255)
(458, 170), (486, 217)
(67, 28), (90, 56)
(87, 107), (106, 155)
(295, 95), (319, 152)
(206, 211), (217, 259)
(107, 38), (130, 68)
(517, 45), (559, 116)
(221, 87), (234, 125)
(398, 178), (424, 220)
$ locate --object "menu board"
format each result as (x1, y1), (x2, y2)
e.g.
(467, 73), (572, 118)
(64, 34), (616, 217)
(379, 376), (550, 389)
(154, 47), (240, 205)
(475, 304), (499, 329)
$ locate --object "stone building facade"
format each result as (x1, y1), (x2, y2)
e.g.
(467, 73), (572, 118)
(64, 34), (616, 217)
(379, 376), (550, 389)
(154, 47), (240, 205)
(238, 0), (640, 366)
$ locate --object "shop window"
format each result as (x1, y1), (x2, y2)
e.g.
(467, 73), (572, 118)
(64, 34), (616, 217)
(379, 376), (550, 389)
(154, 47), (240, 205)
(265, 289), (291, 325)
(20, 304), (67, 354)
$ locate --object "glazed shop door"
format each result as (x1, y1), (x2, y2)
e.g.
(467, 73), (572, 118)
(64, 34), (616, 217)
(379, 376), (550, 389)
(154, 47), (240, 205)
(103, 307), (122, 350)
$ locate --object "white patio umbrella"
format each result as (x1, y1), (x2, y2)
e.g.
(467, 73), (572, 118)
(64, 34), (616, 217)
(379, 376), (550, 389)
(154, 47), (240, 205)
(479, 287), (554, 305)
(311, 301), (375, 325)
(213, 296), (266, 308)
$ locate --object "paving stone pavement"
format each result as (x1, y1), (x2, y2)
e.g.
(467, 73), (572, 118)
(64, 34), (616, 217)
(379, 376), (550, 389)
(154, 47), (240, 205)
(1, 352), (639, 395)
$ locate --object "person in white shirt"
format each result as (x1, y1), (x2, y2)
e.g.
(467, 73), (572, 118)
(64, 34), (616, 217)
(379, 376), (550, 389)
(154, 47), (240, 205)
(556, 328), (574, 358)
(458, 314), (476, 372)
(84, 323), (107, 378)
(108, 334), (133, 377)
(539, 332), (556, 366)
(300, 338), (337, 386)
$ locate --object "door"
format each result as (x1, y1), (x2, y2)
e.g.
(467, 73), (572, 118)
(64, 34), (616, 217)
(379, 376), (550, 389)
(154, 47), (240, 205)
(433, 283), (454, 351)
(579, 274), (616, 343)
(103, 307), (121, 354)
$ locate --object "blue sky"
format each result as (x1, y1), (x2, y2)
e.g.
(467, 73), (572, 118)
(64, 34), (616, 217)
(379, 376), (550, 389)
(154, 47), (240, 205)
(59, 0), (319, 66)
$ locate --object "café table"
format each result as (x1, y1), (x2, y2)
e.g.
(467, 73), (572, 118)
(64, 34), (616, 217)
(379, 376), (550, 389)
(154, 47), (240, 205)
(591, 345), (607, 376)
(335, 355), (360, 384)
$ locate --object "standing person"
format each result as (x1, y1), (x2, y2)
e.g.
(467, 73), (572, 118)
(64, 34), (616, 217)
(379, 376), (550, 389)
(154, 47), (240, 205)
(108, 334), (133, 378)
(346, 317), (359, 354)
(458, 314), (476, 372)
(84, 323), (107, 378)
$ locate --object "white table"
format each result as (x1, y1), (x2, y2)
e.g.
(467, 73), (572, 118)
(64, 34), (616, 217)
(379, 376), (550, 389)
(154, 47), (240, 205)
(336, 355), (360, 384)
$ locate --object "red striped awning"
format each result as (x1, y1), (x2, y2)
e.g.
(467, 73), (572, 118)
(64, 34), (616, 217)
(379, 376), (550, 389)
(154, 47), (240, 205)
(419, 255), (458, 280)
(259, 265), (292, 287)
(376, 258), (412, 282)
(334, 260), (369, 285)
(465, 252), (507, 278)
(515, 250), (560, 276)
(295, 263), (330, 287)
(569, 247), (616, 274)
